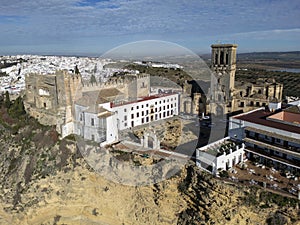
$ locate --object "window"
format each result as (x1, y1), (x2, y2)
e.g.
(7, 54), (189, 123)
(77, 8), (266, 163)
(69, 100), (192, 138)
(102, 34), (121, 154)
(137, 112), (139, 117)
(43, 102), (47, 108)
(124, 122), (127, 127)
(225, 53), (229, 65)
(91, 118), (95, 126)
(220, 51), (224, 64)
(146, 104), (149, 107)
(146, 117), (149, 122)
(131, 107), (134, 110)
(142, 105), (144, 108)
(80, 114), (83, 121)
(256, 102), (260, 107)
(142, 118), (144, 123)
(265, 135), (269, 140)
(91, 134), (95, 141)
(137, 106), (139, 109)
(142, 111), (144, 116)
(124, 108), (127, 112)
(163, 106), (165, 110)
(124, 115), (127, 121)
(131, 114), (134, 119)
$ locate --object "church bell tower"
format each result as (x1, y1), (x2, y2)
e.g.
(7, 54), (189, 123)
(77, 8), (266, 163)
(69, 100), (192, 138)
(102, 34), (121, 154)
(209, 44), (237, 115)
(211, 44), (237, 101)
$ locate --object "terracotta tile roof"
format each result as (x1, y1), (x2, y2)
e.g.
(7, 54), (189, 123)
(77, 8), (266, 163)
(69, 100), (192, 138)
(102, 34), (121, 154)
(234, 109), (300, 135)
(111, 93), (177, 107)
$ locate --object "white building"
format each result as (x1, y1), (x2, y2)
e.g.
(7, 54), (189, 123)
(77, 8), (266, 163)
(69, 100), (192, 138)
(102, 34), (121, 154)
(196, 137), (245, 175)
(229, 106), (300, 173)
(112, 93), (179, 130)
(74, 88), (179, 146)
(74, 90), (119, 146)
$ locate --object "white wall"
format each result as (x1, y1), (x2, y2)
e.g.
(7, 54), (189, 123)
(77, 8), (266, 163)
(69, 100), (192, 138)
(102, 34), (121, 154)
(74, 103), (117, 145)
(229, 117), (300, 141)
(104, 113), (118, 145)
(112, 93), (179, 130)
(196, 137), (245, 175)
(215, 145), (244, 172)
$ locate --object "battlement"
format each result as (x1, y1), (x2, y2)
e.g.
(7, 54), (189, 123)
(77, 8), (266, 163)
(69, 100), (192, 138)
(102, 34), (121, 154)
(26, 70), (81, 80)
(82, 73), (150, 89)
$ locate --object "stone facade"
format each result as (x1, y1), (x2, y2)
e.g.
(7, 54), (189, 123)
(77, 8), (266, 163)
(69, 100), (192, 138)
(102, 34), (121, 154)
(24, 70), (82, 134)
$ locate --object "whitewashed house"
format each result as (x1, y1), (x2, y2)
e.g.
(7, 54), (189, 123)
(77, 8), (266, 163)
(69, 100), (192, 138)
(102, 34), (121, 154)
(196, 137), (245, 175)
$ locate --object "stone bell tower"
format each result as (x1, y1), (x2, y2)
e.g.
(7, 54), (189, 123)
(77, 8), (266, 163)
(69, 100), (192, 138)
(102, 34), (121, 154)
(209, 44), (237, 115)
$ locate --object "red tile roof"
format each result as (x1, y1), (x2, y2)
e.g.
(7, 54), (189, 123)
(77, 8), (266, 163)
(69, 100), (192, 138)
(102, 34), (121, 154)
(111, 93), (177, 107)
(234, 109), (300, 135)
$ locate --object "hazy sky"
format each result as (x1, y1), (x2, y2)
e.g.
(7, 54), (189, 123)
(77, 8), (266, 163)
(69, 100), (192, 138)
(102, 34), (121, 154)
(0, 0), (299, 55)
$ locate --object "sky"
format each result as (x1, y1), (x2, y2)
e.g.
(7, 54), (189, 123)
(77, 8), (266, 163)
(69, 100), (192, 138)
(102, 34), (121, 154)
(0, 0), (300, 55)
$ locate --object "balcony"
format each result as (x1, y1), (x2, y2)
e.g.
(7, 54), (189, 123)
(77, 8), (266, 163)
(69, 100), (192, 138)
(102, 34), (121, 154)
(245, 146), (300, 170)
(244, 137), (300, 159)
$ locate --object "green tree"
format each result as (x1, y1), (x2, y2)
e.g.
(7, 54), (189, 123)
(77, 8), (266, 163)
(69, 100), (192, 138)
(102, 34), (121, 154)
(9, 96), (26, 118)
(4, 91), (10, 108)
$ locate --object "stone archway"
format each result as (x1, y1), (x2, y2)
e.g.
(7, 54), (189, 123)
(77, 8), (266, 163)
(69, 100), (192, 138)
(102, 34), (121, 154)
(141, 131), (160, 149)
(148, 136), (154, 148)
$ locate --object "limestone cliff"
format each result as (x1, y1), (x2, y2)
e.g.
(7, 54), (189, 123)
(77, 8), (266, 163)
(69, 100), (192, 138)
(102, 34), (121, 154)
(0, 119), (299, 225)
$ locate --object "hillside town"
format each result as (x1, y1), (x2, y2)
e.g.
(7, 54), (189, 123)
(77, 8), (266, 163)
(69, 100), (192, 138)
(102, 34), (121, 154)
(0, 44), (299, 225)
(1, 44), (299, 201)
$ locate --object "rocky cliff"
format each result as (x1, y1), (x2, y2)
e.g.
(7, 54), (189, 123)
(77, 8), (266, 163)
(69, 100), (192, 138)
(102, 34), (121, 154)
(0, 107), (299, 225)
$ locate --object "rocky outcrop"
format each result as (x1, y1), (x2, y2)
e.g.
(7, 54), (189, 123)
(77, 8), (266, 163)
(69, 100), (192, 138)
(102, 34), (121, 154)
(0, 119), (299, 225)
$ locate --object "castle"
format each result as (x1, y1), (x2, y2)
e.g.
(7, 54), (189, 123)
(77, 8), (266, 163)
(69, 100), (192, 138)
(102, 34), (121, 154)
(24, 70), (179, 145)
(24, 43), (284, 144)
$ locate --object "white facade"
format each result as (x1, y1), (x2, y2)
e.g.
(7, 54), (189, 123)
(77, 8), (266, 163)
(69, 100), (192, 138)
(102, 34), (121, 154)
(112, 93), (179, 130)
(74, 102), (118, 144)
(196, 137), (245, 175)
(73, 93), (179, 145)
(229, 107), (300, 172)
